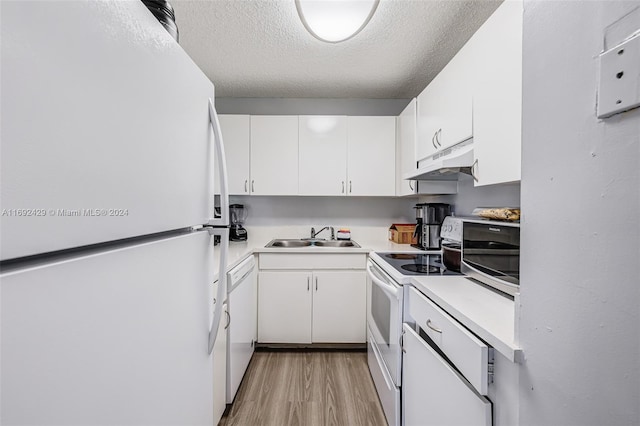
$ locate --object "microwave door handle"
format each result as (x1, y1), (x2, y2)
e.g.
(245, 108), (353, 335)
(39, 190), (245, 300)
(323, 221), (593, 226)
(207, 98), (229, 227)
(366, 264), (400, 300)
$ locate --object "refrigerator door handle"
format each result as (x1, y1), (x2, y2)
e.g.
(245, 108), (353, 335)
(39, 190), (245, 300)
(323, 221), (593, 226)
(207, 227), (229, 354)
(208, 99), (229, 227)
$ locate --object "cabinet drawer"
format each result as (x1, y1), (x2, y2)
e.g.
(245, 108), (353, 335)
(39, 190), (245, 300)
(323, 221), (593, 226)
(402, 324), (492, 426)
(259, 253), (366, 270)
(408, 287), (491, 395)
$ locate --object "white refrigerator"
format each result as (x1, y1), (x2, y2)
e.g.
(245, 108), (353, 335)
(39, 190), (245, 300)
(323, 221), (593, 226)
(1, 1), (230, 424)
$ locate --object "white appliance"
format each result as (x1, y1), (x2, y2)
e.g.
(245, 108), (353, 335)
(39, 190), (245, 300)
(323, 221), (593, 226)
(367, 249), (463, 426)
(0, 2), (230, 425)
(405, 139), (474, 181)
(366, 259), (404, 426)
(226, 255), (257, 403)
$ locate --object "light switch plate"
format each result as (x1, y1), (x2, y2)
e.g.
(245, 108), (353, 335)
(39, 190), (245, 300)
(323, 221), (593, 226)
(597, 33), (640, 118)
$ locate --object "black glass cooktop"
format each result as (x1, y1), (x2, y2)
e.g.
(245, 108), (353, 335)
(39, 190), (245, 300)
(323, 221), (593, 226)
(379, 253), (461, 276)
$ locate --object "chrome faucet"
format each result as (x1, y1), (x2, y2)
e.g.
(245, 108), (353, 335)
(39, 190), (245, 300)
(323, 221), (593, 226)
(310, 226), (335, 240)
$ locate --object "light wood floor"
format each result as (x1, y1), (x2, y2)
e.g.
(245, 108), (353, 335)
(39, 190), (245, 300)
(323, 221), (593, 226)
(219, 350), (388, 426)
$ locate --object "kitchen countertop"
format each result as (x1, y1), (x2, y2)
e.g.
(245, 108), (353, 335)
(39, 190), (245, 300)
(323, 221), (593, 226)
(215, 234), (423, 279)
(410, 276), (521, 362)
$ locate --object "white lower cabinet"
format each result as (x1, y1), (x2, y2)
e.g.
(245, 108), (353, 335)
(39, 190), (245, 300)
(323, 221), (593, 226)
(258, 271), (313, 343)
(257, 254), (367, 344)
(402, 324), (492, 426)
(213, 302), (228, 426)
(311, 270), (366, 343)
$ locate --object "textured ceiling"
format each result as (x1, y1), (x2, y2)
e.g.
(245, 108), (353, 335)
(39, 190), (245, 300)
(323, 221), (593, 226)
(172, 0), (502, 99)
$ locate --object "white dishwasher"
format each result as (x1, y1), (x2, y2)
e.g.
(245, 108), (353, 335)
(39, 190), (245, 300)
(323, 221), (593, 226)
(226, 255), (257, 404)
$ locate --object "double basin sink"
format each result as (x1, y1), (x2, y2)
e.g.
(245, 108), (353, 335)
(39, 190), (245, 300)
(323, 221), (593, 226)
(265, 239), (361, 248)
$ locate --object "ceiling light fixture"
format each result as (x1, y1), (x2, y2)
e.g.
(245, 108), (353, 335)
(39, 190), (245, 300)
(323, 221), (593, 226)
(295, 0), (380, 43)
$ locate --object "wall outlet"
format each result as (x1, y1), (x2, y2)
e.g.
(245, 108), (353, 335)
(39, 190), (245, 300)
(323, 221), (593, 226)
(597, 33), (640, 118)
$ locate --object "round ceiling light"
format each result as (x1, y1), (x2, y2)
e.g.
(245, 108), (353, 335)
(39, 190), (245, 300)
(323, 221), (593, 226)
(295, 0), (380, 43)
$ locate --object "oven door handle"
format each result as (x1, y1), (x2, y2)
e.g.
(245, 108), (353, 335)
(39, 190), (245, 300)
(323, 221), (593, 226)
(367, 264), (401, 300)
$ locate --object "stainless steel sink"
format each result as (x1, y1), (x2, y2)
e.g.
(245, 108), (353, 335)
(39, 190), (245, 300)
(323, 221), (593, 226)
(266, 239), (313, 248)
(265, 239), (360, 248)
(313, 240), (361, 248)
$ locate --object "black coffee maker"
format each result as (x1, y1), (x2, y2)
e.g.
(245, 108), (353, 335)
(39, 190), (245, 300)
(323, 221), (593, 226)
(412, 203), (451, 250)
(229, 204), (248, 241)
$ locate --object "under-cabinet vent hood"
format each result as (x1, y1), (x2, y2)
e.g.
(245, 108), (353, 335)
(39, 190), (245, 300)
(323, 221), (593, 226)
(404, 140), (474, 181)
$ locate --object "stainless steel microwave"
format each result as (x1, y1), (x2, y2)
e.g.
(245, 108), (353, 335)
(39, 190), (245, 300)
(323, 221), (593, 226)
(461, 220), (520, 297)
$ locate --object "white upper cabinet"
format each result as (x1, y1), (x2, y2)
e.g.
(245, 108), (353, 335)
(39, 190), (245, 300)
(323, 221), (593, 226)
(472, 0), (523, 186)
(217, 115), (250, 195)
(299, 116), (348, 195)
(416, 35), (475, 163)
(249, 116), (299, 195)
(396, 99), (418, 196)
(347, 116), (396, 196)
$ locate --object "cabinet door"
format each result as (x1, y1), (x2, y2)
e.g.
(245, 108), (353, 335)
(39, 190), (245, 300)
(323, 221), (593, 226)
(250, 116), (299, 195)
(416, 39), (474, 162)
(396, 99), (418, 196)
(298, 116), (348, 195)
(416, 79), (444, 162)
(213, 303), (228, 426)
(257, 271), (312, 343)
(312, 271), (366, 343)
(347, 116), (396, 196)
(472, 0), (523, 186)
(217, 115), (251, 195)
(402, 325), (492, 426)
(435, 39), (474, 151)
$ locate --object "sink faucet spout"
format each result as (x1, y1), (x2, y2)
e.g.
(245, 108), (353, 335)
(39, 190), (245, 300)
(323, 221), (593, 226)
(311, 226), (332, 239)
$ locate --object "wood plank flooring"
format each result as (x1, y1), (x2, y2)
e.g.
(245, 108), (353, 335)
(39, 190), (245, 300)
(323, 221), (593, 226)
(219, 350), (387, 426)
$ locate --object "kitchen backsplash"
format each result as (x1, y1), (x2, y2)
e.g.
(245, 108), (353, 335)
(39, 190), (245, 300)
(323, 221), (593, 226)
(229, 195), (416, 227)
(418, 174), (521, 216)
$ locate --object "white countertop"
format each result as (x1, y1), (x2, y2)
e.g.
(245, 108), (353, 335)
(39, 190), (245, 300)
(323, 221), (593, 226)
(410, 276), (521, 362)
(214, 232), (423, 279)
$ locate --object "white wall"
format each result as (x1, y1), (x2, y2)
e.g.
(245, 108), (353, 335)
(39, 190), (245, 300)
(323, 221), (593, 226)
(519, 2), (640, 425)
(216, 97), (410, 116)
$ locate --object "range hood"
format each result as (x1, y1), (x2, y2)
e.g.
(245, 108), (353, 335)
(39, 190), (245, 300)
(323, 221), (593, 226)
(404, 140), (474, 181)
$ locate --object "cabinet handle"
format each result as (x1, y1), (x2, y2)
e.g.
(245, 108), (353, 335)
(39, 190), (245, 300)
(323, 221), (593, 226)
(400, 329), (406, 353)
(244, 180), (248, 193)
(349, 181), (352, 193)
(431, 132), (438, 149)
(470, 159), (479, 182)
(251, 180), (255, 192)
(315, 277), (318, 291)
(307, 276), (310, 291)
(436, 128), (442, 147)
(224, 310), (231, 330)
(426, 319), (442, 333)
(342, 181), (345, 194)
(409, 180), (414, 191)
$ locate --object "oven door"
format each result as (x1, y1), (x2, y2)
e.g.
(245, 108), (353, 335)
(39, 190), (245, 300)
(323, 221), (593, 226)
(367, 259), (403, 386)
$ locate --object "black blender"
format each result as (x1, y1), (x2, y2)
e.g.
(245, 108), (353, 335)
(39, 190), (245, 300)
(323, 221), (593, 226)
(229, 204), (248, 241)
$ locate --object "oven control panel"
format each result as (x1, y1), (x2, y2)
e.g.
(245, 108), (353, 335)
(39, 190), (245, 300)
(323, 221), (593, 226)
(440, 216), (463, 243)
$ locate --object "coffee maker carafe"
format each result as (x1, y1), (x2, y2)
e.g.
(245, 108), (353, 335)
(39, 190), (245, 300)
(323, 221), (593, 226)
(413, 203), (451, 250)
(229, 204), (248, 241)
